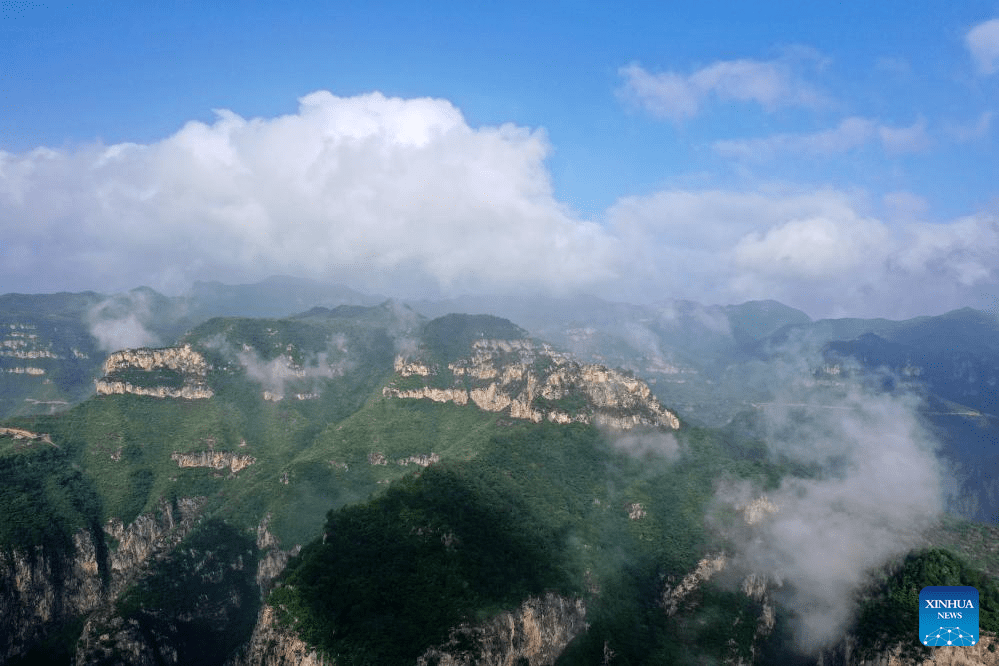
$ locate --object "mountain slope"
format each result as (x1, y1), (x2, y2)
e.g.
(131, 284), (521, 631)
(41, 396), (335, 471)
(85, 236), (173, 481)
(1, 298), (997, 665)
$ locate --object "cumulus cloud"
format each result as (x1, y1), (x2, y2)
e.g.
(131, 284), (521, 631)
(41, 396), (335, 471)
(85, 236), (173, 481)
(966, 18), (999, 75)
(713, 116), (930, 160)
(0, 91), (616, 297)
(882, 190), (929, 224)
(618, 56), (824, 121)
(2, 90), (997, 320)
(605, 187), (999, 318)
(712, 356), (945, 652)
(733, 214), (889, 280)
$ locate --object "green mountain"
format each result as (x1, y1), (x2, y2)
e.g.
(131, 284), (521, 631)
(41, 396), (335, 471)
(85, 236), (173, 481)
(1, 292), (998, 665)
(0, 278), (380, 421)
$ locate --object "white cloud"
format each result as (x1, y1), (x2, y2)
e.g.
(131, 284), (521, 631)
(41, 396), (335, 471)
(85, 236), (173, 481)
(714, 374), (944, 652)
(618, 56), (824, 121)
(892, 215), (999, 287)
(882, 191), (929, 223)
(733, 214), (889, 280)
(0, 91), (616, 297)
(714, 117), (876, 160)
(877, 116), (931, 154)
(3, 91), (996, 321)
(966, 18), (999, 75)
(605, 187), (999, 318)
(945, 111), (993, 142)
(713, 116), (930, 160)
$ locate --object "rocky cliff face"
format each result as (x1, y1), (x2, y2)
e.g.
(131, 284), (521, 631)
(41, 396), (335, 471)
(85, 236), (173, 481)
(0, 496), (205, 663)
(416, 593), (587, 666)
(0, 324), (61, 360)
(383, 339), (680, 430)
(818, 631), (999, 666)
(233, 593), (584, 666)
(227, 604), (331, 666)
(95, 344), (214, 399)
(73, 511), (259, 666)
(171, 450), (256, 474)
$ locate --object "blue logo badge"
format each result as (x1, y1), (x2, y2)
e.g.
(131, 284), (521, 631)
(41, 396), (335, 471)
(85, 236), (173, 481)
(919, 586), (979, 646)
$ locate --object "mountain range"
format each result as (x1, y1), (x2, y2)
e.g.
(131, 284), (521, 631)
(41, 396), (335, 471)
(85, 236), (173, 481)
(1, 277), (997, 665)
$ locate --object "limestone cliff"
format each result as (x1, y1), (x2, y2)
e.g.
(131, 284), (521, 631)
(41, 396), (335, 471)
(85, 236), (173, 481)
(226, 604), (331, 666)
(254, 513), (301, 592)
(417, 593), (587, 666)
(171, 450), (256, 474)
(661, 553), (728, 617)
(0, 496), (205, 663)
(229, 584), (584, 665)
(95, 344), (214, 399)
(0, 324), (60, 359)
(383, 339), (681, 430)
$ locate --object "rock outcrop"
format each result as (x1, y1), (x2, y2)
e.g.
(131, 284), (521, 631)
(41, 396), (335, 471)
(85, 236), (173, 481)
(417, 593), (587, 666)
(254, 513), (301, 593)
(1, 325), (60, 359)
(0, 426), (54, 446)
(171, 450), (256, 474)
(230, 593), (585, 666)
(0, 496), (205, 663)
(95, 344), (214, 399)
(383, 339), (680, 430)
(228, 604), (331, 666)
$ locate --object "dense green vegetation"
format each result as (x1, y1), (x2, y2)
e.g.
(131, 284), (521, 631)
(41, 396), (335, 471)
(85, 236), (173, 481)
(854, 548), (999, 661)
(273, 464), (574, 664)
(421, 313), (526, 365)
(3, 301), (999, 665)
(104, 367), (187, 389)
(270, 421), (795, 665)
(0, 435), (104, 559)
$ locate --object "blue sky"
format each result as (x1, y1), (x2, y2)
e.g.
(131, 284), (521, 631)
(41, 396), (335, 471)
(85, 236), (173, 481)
(1, 1), (998, 317)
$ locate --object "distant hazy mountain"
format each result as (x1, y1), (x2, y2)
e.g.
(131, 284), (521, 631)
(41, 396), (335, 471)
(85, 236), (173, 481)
(185, 275), (381, 320)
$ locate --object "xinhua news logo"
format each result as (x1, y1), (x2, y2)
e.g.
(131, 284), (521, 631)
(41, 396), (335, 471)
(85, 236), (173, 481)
(919, 586), (979, 647)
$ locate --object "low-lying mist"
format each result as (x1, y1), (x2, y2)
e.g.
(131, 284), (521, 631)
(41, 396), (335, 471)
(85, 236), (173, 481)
(86, 291), (163, 352)
(712, 348), (947, 654)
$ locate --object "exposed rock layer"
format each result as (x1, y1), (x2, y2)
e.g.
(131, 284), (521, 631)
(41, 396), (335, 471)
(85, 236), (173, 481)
(95, 344), (214, 399)
(171, 450), (256, 474)
(417, 593), (587, 666)
(384, 339), (680, 430)
(228, 604), (331, 666)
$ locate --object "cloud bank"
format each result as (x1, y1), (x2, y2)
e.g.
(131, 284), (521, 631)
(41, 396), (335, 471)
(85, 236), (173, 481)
(1, 90), (997, 319)
(0, 91), (614, 298)
(605, 188), (999, 318)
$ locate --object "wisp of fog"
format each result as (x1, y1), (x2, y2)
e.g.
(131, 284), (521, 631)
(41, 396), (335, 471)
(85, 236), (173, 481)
(712, 346), (946, 653)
